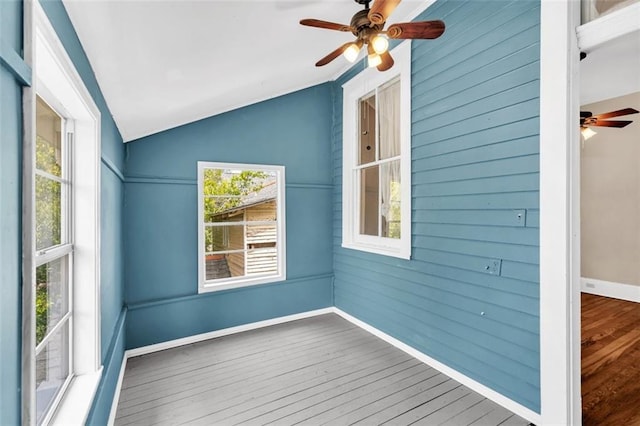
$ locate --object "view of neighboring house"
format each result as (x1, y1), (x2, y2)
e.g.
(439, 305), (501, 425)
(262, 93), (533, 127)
(206, 181), (278, 280)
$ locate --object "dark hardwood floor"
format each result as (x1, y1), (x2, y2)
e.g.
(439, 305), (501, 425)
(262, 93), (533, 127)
(581, 293), (640, 426)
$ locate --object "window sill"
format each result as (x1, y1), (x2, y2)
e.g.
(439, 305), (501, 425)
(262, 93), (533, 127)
(50, 367), (102, 426)
(199, 274), (286, 293)
(342, 242), (411, 260)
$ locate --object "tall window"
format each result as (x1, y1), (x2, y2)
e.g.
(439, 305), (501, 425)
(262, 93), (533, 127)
(23, 4), (102, 424)
(358, 79), (402, 239)
(198, 162), (286, 293)
(342, 41), (412, 259)
(34, 96), (73, 424)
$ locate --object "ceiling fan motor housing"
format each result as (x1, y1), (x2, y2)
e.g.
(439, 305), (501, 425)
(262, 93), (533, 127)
(350, 9), (383, 39)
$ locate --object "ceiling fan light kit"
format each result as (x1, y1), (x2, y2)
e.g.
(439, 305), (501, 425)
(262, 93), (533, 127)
(300, 0), (445, 71)
(371, 34), (389, 54)
(344, 41), (363, 62)
(581, 127), (597, 140)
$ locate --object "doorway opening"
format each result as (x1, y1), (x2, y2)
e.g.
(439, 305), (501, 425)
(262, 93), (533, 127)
(579, 23), (640, 424)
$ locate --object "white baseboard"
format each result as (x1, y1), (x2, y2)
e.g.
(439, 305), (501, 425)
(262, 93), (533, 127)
(581, 277), (640, 303)
(107, 357), (128, 426)
(109, 306), (541, 425)
(125, 308), (334, 357)
(333, 308), (541, 425)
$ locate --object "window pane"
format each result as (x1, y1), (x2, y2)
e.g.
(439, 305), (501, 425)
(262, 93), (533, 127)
(206, 252), (242, 280)
(204, 225), (244, 253)
(247, 247), (278, 275)
(36, 320), (70, 425)
(35, 175), (61, 250)
(35, 257), (69, 345)
(379, 80), (400, 160)
(36, 97), (63, 177)
(247, 224), (277, 248)
(205, 250), (246, 280)
(360, 166), (379, 236)
(358, 93), (376, 165)
(381, 160), (401, 239)
(245, 200), (277, 222)
(204, 196), (245, 223)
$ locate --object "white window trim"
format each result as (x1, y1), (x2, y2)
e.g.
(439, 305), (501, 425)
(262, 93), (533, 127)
(197, 162), (287, 293)
(539, 0), (581, 424)
(341, 41), (412, 260)
(22, 2), (102, 425)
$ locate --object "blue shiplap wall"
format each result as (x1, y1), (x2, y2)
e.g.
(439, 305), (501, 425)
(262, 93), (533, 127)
(0, 1), (127, 423)
(332, 0), (541, 412)
(123, 83), (334, 349)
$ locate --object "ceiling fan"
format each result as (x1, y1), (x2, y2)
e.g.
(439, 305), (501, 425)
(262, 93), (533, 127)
(580, 107), (639, 140)
(300, 0), (445, 71)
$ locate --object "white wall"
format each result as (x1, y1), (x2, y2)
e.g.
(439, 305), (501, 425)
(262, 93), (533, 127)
(581, 91), (640, 286)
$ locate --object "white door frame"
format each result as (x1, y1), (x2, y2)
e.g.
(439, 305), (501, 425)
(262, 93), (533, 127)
(539, 1), (582, 424)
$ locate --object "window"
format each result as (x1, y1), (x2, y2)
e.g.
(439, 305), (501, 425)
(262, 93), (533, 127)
(22, 3), (102, 424)
(342, 41), (412, 259)
(33, 96), (73, 425)
(198, 162), (286, 292)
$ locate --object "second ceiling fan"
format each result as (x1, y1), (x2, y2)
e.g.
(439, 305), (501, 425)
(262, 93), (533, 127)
(300, 0), (445, 71)
(580, 107), (639, 139)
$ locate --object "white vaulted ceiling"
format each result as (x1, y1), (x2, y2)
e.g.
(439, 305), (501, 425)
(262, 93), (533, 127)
(63, 0), (430, 142)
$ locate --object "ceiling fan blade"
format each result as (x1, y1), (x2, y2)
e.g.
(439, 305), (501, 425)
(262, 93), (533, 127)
(387, 20), (445, 39)
(377, 51), (394, 71)
(592, 107), (639, 120)
(368, 0), (401, 25)
(590, 120), (633, 128)
(300, 19), (352, 32)
(315, 42), (352, 67)
(580, 111), (593, 118)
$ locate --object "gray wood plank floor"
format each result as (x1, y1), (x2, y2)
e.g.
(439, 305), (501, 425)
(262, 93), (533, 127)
(114, 314), (530, 426)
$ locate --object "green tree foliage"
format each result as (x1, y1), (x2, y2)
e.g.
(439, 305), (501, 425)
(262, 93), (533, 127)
(35, 135), (62, 250)
(35, 276), (51, 344)
(35, 135), (62, 344)
(203, 169), (268, 215)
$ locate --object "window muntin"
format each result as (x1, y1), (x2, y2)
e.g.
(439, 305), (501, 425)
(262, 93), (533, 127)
(34, 95), (73, 424)
(198, 162), (286, 292)
(342, 41), (411, 259)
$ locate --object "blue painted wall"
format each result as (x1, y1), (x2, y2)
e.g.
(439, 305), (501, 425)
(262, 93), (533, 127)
(0, 1), (25, 423)
(332, 0), (541, 413)
(0, 0), (126, 423)
(123, 83), (334, 348)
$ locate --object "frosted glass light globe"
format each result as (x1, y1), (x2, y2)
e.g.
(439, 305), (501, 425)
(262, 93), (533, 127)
(368, 53), (382, 68)
(343, 43), (361, 62)
(371, 35), (389, 54)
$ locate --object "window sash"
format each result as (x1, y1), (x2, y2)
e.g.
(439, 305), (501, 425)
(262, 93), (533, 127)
(353, 155), (401, 170)
(198, 162), (286, 292)
(355, 79), (402, 240)
(33, 94), (74, 425)
(341, 41), (411, 259)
